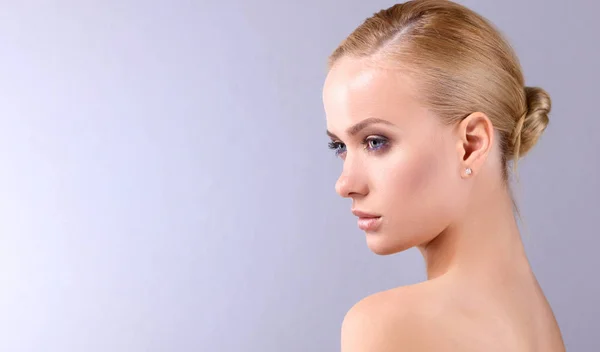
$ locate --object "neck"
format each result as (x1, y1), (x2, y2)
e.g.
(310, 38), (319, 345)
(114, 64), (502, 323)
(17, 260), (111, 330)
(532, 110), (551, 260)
(418, 182), (530, 281)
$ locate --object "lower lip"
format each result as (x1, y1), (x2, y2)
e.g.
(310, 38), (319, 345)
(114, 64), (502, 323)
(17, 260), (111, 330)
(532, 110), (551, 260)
(357, 217), (382, 231)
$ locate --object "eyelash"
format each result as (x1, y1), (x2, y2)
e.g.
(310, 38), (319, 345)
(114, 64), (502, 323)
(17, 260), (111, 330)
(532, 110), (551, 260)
(328, 136), (390, 157)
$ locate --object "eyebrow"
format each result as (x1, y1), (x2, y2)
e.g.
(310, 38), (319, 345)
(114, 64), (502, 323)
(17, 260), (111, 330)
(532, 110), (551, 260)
(326, 117), (396, 139)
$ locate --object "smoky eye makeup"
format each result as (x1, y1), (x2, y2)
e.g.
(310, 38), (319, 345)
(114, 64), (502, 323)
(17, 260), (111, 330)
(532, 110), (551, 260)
(362, 135), (390, 153)
(328, 140), (346, 156)
(327, 134), (392, 158)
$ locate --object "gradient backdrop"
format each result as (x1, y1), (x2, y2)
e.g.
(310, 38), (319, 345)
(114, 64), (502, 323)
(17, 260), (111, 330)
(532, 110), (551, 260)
(1, 0), (598, 351)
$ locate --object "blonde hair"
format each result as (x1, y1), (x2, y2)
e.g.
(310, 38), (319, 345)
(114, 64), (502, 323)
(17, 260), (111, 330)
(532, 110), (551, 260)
(328, 0), (551, 181)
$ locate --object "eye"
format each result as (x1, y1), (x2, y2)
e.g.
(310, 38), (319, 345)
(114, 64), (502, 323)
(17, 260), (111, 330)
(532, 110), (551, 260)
(363, 136), (389, 152)
(328, 141), (346, 156)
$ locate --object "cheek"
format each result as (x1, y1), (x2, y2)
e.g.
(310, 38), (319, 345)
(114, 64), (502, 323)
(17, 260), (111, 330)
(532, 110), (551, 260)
(376, 140), (461, 232)
(378, 147), (449, 202)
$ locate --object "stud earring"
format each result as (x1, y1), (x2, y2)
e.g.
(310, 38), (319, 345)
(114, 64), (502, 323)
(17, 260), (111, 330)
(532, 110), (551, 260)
(465, 168), (472, 176)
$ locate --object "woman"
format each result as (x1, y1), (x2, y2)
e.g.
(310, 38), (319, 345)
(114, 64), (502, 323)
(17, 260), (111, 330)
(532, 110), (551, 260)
(322, 0), (566, 351)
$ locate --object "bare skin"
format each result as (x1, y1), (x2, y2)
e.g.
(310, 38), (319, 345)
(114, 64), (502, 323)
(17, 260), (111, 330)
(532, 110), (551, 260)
(323, 57), (565, 351)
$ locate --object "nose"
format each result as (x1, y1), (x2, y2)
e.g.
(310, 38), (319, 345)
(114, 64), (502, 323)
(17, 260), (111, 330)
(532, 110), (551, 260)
(335, 161), (369, 198)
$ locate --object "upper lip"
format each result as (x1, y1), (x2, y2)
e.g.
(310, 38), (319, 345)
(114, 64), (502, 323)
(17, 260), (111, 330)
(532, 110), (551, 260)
(351, 209), (381, 218)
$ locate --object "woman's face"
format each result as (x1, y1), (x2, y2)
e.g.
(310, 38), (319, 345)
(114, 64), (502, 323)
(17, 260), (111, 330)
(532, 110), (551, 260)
(323, 57), (469, 255)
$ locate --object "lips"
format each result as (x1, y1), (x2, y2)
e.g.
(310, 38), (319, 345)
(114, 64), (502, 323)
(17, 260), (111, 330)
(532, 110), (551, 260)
(352, 209), (382, 232)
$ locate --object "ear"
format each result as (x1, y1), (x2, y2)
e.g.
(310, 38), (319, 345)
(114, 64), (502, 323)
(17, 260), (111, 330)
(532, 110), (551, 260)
(454, 112), (494, 178)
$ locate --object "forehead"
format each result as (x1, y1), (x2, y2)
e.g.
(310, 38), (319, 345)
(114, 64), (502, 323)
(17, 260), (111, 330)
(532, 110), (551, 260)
(322, 57), (425, 130)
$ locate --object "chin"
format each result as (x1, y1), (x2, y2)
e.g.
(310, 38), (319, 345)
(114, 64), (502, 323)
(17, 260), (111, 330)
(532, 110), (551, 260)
(365, 232), (414, 255)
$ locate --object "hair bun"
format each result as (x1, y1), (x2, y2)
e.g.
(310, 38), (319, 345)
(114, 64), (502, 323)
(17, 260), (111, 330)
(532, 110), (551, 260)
(513, 86), (551, 159)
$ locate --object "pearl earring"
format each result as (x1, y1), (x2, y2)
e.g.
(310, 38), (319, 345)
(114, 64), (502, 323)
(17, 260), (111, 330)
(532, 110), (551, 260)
(465, 168), (472, 176)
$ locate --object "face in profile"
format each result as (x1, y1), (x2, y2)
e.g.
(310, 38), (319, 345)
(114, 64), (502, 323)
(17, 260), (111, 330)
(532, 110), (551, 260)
(323, 57), (471, 255)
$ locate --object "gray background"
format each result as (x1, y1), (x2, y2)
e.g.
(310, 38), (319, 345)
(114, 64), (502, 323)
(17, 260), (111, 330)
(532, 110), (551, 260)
(0, 0), (597, 351)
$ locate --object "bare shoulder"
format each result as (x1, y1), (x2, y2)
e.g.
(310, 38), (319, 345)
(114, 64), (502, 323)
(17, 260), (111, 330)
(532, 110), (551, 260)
(340, 280), (479, 352)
